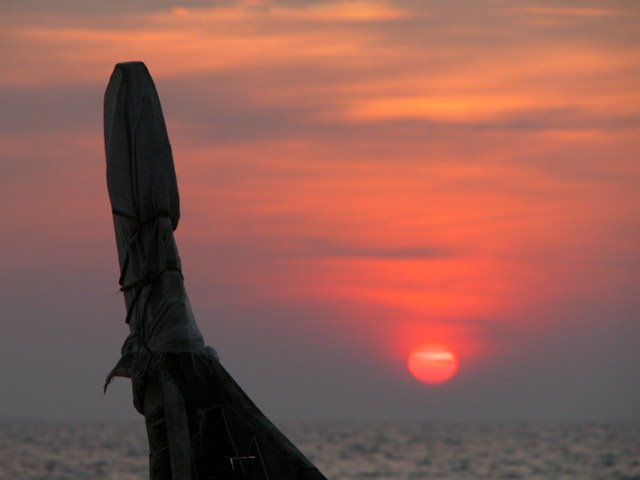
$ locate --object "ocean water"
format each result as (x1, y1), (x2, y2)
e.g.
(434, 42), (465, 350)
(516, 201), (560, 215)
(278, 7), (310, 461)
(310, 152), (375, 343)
(0, 422), (638, 480)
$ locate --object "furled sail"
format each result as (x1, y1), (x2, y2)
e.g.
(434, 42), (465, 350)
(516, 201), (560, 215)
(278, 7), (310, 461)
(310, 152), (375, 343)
(104, 61), (327, 480)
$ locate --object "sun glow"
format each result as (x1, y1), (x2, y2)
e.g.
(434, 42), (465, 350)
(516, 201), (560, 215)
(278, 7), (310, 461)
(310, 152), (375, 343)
(408, 344), (459, 385)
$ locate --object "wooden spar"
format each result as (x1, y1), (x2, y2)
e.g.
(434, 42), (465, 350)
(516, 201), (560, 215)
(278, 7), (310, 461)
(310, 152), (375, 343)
(103, 62), (328, 480)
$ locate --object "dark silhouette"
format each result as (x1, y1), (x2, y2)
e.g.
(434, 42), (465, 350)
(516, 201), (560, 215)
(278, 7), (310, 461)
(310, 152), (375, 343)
(103, 61), (327, 480)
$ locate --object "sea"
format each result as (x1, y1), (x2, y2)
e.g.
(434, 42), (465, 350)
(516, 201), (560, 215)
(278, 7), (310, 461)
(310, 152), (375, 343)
(0, 422), (638, 479)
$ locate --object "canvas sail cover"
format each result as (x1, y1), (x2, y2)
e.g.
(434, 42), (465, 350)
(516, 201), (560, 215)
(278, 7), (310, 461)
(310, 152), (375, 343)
(103, 62), (327, 480)
(104, 61), (211, 383)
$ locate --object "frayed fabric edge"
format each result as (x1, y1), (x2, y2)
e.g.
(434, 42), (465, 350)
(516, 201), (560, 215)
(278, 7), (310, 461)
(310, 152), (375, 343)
(104, 346), (219, 394)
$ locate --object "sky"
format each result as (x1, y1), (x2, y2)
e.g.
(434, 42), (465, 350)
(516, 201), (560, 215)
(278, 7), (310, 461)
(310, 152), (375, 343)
(1, 0), (639, 423)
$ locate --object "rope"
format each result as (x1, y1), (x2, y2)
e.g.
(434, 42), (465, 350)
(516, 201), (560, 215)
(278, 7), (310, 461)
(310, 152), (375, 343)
(111, 212), (182, 325)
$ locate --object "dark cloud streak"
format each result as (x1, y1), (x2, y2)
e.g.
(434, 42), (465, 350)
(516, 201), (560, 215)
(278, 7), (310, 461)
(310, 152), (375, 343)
(289, 237), (451, 260)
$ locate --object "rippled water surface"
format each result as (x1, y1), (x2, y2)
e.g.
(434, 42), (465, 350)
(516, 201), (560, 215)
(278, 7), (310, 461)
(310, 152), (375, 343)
(0, 422), (638, 479)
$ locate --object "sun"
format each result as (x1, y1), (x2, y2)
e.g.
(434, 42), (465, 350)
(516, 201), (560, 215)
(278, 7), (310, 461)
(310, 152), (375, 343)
(407, 343), (459, 384)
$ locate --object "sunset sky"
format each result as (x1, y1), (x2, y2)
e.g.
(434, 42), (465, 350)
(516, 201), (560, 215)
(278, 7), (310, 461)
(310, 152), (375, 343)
(1, 0), (639, 422)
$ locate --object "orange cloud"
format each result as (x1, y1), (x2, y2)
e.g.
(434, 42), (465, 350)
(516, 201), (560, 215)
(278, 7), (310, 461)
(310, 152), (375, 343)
(2, 0), (638, 371)
(1, 2), (406, 88)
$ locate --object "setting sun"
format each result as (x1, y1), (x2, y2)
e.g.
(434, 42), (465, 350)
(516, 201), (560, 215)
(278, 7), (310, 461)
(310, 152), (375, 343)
(408, 344), (459, 385)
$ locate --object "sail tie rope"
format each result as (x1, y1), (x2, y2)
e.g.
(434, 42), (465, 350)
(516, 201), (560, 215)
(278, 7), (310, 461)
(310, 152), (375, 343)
(112, 213), (182, 325)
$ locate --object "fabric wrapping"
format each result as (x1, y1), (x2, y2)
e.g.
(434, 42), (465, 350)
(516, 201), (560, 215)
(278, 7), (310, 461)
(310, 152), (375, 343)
(103, 62), (214, 400)
(103, 61), (327, 480)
